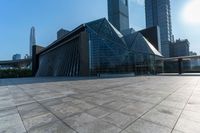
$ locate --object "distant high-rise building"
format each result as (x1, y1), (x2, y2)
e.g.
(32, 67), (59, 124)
(170, 39), (190, 57)
(108, 0), (129, 31)
(145, 0), (172, 57)
(189, 51), (197, 56)
(30, 27), (36, 57)
(12, 54), (21, 60)
(57, 28), (70, 39)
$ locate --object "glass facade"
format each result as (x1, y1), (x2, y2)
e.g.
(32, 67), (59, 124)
(35, 18), (163, 77)
(86, 18), (162, 75)
(108, 0), (129, 31)
(145, 0), (172, 57)
(164, 57), (200, 73)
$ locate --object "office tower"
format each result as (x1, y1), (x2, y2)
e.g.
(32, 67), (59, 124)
(12, 54), (21, 60)
(57, 28), (69, 39)
(145, 0), (172, 57)
(30, 27), (36, 57)
(108, 0), (129, 31)
(170, 39), (190, 57)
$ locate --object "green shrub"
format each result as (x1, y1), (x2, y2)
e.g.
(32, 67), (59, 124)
(0, 69), (32, 78)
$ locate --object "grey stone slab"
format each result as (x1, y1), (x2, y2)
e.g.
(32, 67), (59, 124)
(175, 118), (200, 133)
(159, 100), (186, 110)
(185, 102), (200, 113)
(83, 96), (114, 105)
(18, 103), (49, 119)
(49, 103), (82, 119)
(73, 101), (95, 110)
(76, 119), (122, 133)
(120, 101), (154, 117)
(0, 113), (26, 133)
(181, 110), (200, 123)
(124, 119), (171, 133)
(40, 98), (62, 107)
(0, 76), (200, 133)
(13, 96), (35, 106)
(23, 113), (58, 131)
(0, 98), (15, 110)
(102, 100), (130, 110)
(29, 120), (76, 133)
(101, 112), (137, 129)
(87, 107), (113, 118)
(172, 130), (184, 133)
(142, 105), (182, 128)
(0, 107), (18, 118)
(64, 113), (97, 129)
(33, 92), (66, 101)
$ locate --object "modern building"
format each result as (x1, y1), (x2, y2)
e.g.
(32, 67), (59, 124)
(170, 39), (190, 57)
(139, 26), (161, 52)
(12, 54), (21, 60)
(30, 27), (36, 57)
(57, 28), (70, 39)
(190, 51), (197, 56)
(145, 0), (173, 57)
(33, 18), (162, 77)
(108, 0), (129, 31)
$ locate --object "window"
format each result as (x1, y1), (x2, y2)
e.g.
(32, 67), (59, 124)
(121, 0), (128, 6)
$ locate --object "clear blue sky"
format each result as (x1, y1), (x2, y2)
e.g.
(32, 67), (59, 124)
(0, 0), (199, 60)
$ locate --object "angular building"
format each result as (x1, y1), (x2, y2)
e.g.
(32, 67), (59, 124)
(108, 0), (129, 31)
(145, 0), (172, 57)
(139, 26), (161, 52)
(34, 18), (162, 77)
(30, 27), (36, 57)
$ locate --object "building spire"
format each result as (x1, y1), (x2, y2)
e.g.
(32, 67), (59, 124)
(30, 26), (36, 57)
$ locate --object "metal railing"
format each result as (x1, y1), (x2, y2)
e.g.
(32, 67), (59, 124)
(162, 55), (200, 74)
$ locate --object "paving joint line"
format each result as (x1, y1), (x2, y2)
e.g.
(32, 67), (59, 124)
(119, 82), (189, 133)
(16, 85), (79, 133)
(170, 78), (200, 133)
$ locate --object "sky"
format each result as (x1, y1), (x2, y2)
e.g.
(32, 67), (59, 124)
(0, 0), (200, 60)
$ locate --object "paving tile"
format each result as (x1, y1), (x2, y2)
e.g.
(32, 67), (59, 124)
(181, 110), (200, 123)
(0, 97), (15, 110)
(0, 113), (26, 133)
(101, 112), (137, 129)
(74, 101), (95, 110)
(171, 130), (184, 133)
(175, 118), (200, 133)
(185, 102), (200, 113)
(83, 96), (114, 105)
(48, 103), (82, 119)
(13, 96), (35, 105)
(142, 105), (181, 128)
(63, 113), (97, 129)
(102, 100), (130, 110)
(87, 107), (113, 118)
(76, 119), (122, 133)
(159, 95), (187, 110)
(124, 119), (171, 133)
(120, 101), (154, 117)
(18, 103), (49, 119)
(0, 107), (18, 118)
(0, 76), (200, 133)
(29, 120), (76, 133)
(23, 113), (58, 131)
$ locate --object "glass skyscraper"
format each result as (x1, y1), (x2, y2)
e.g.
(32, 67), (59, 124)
(30, 27), (36, 57)
(145, 0), (172, 57)
(107, 0), (129, 32)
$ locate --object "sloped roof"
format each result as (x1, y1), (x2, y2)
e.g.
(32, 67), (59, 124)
(123, 32), (162, 56)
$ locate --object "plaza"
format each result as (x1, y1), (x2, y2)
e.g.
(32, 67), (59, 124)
(0, 76), (200, 133)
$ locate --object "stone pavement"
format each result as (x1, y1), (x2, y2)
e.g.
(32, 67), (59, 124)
(0, 76), (200, 133)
